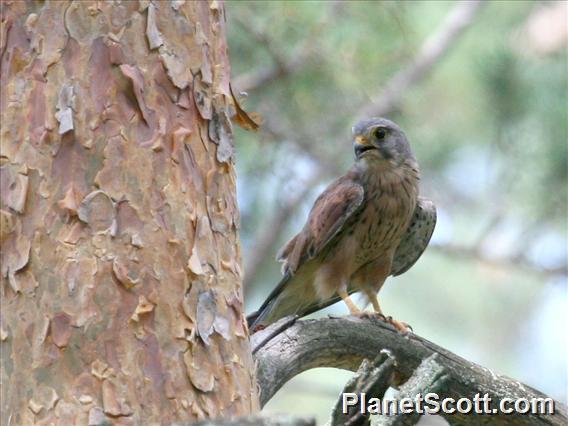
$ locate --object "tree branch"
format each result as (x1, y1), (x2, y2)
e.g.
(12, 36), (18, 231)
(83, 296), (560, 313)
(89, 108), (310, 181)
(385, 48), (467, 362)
(356, 0), (485, 119)
(252, 316), (567, 425)
(370, 354), (448, 426)
(232, 39), (315, 94)
(329, 350), (397, 426)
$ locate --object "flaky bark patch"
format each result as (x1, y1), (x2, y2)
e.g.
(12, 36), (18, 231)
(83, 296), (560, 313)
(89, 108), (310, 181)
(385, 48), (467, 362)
(1, 1), (257, 424)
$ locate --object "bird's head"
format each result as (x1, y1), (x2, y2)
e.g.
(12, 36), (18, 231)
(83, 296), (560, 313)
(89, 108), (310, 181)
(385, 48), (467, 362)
(352, 118), (415, 165)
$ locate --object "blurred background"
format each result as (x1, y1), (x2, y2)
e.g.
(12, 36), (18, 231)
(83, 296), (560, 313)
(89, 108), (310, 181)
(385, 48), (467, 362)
(226, 1), (567, 423)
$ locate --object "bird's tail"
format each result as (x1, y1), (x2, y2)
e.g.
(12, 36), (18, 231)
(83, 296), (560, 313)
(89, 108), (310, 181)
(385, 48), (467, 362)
(246, 273), (293, 330)
(245, 310), (261, 329)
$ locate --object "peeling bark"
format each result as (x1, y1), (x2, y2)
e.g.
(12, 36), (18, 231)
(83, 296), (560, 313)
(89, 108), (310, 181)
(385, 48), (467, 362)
(1, 1), (258, 424)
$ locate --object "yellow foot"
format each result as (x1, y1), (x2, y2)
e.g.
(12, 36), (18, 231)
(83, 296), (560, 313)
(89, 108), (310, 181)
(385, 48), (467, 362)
(351, 311), (412, 334)
(355, 310), (381, 320)
(383, 315), (412, 334)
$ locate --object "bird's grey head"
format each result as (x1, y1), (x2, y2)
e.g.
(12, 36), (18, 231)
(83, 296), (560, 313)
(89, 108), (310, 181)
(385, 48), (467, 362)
(352, 118), (415, 164)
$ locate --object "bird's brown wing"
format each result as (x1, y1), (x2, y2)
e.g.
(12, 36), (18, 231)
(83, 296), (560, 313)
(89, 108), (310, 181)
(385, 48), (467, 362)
(390, 197), (436, 276)
(271, 197), (437, 322)
(277, 175), (365, 275)
(248, 176), (364, 328)
(247, 197), (436, 327)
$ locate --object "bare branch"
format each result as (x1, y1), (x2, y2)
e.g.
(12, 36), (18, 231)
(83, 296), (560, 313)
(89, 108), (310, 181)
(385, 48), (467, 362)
(357, 0), (485, 119)
(232, 43), (314, 94)
(252, 316), (567, 425)
(371, 355), (448, 426)
(232, 17), (290, 75)
(251, 315), (299, 355)
(329, 351), (397, 426)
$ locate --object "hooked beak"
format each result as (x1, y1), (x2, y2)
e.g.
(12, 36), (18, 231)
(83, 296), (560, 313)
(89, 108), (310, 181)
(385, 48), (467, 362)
(353, 135), (376, 158)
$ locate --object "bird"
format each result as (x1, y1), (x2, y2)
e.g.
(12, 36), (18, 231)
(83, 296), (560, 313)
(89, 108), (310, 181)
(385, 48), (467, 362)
(247, 118), (436, 334)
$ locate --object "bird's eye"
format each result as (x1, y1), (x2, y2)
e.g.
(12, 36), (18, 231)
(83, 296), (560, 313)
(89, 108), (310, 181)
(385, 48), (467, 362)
(373, 128), (387, 140)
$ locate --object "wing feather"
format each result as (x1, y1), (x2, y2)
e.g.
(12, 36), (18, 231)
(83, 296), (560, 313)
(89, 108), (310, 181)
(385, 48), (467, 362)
(390, 197), (436, 276)
(278, 175), (364, 275)
(287, 197), (437, 319)
(249, 176), (364, 328)
(308, 179), (364, 254)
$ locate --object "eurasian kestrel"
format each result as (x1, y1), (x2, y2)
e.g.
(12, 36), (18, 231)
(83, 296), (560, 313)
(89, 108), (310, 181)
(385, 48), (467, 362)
(247, 118), (436, 333)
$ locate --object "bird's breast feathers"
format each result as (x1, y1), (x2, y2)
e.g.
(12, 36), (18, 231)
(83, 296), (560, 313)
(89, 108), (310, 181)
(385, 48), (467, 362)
(315, 163), (419, 286)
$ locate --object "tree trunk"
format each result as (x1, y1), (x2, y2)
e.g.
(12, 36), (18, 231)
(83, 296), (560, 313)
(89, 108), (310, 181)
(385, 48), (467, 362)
(1, 1), (258, 424)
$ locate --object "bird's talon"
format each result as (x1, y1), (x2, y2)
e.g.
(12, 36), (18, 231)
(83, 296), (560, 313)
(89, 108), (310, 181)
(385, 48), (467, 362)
(392, 320), (412, 334)
(379, 315), (412, 334)
(354, 311), (388, 321)
(251, 324), (266, 333)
